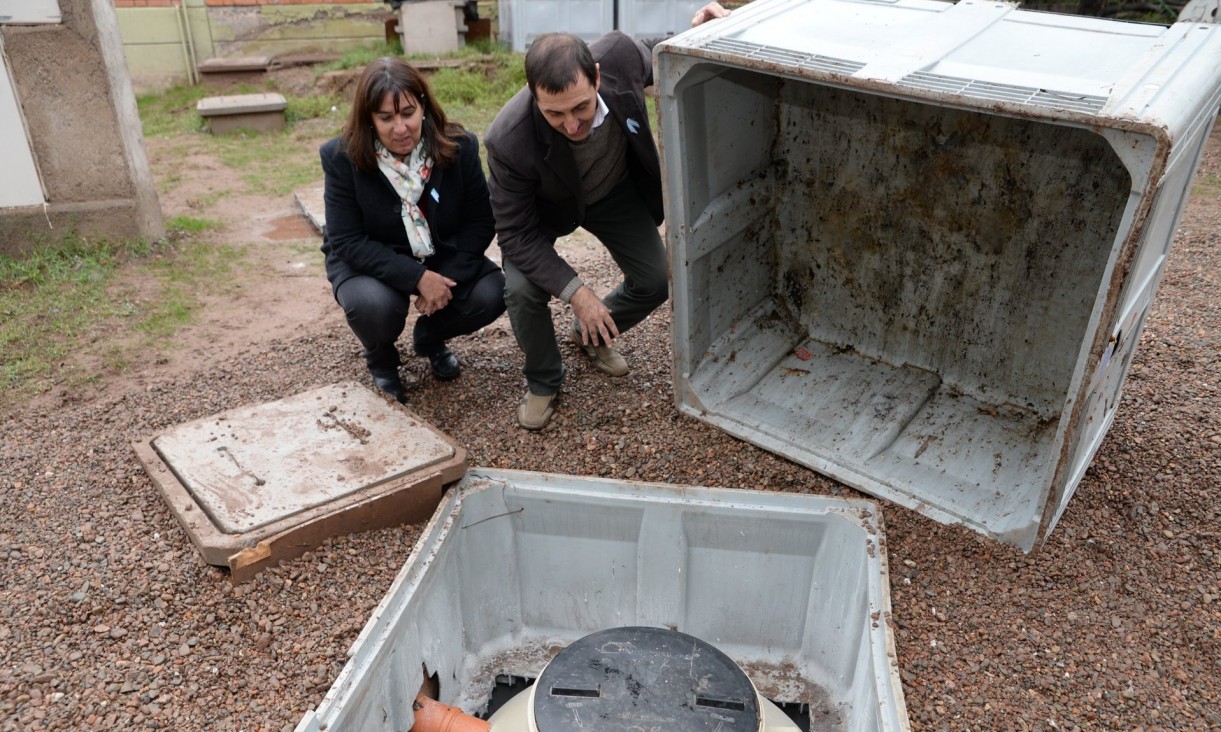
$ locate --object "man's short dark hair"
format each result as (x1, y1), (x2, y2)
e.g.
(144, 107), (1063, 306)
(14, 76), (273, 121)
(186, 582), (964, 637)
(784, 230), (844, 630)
(525, 33), (597, 97)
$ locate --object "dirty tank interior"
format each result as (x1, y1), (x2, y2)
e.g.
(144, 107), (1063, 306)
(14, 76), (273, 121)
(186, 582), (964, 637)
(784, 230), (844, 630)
(667, 66), (1133, 542)
(298, 473), (905, 732)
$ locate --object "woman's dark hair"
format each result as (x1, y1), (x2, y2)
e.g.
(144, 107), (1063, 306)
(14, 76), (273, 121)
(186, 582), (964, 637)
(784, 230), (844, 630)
(343, 57), (463, 172)
(525, 33), (597, 97)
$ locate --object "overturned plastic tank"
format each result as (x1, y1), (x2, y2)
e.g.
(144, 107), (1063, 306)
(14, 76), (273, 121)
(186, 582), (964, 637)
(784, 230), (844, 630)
(293, 469), (909, 731)
(655, 0), (1221, 550)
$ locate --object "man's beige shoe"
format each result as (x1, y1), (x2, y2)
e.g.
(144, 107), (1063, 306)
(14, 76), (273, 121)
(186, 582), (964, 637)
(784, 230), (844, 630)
(570, 328), (629, 377)
(517, 390), (557, 430)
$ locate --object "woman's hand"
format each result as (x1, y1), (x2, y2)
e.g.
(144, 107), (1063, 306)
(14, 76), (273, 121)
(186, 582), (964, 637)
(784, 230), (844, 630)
(415, 270), (457, 317)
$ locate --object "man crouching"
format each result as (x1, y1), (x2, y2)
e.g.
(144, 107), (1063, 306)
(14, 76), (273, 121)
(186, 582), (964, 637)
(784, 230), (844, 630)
(485, 6), (730, 430)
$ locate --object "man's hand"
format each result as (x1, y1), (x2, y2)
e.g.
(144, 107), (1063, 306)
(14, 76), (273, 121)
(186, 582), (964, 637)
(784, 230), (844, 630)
(692, 1), (731, 26)
(415, 270), (457, 317)
(570, 286), (619, 347)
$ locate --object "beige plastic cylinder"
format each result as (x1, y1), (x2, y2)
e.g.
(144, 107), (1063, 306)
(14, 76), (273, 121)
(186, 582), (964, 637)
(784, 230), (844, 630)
(485, 682), (531, 732)
(486, 679), (801, 731)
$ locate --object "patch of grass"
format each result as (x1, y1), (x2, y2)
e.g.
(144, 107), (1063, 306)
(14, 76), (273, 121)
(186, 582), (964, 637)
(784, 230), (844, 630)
(175, 103), (341, 196)
(101, 343), (135, 373)
(167, 215), (221, 234)
(149, 238), (241, 288)
(1193, 172), (1221, 197)
(0, 233), (123, 288)
(317, 41), (404, 74)
(1, 234), (143, 398)
(288, 241), (323, 256)
(286, 93), (344, 124)
(306, 39), (524, 133)
(185, 189), (231, 211)
(158, 172), (184, 193)
(210, 129), (325, 195)
(139, 239), (241, 336)
(138, 84), (211, 137)
(0, 232), (244, 404)
(428, 50), (527, 133)
(139, 81), (286, 138)
(137, 286), (195, 338)
(137, 43), (527, 197)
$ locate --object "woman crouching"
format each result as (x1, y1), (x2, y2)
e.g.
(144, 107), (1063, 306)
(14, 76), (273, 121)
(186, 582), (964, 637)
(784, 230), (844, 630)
(320, 58), (504, 402)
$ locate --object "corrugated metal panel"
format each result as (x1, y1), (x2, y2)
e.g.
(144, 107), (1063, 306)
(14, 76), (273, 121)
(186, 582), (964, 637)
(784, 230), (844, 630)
(898, 70), (1109, 114)
(699, 37), (866, 76)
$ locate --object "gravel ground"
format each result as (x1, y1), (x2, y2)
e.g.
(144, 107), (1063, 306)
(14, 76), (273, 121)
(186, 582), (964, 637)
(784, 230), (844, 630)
(2, 132), (1219, 731)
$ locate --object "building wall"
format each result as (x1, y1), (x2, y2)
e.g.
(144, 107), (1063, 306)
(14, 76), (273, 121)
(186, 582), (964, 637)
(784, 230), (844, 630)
(115, 0), (213, 89)
(114, 0), (390, 91)
(0, 0), (163, 254)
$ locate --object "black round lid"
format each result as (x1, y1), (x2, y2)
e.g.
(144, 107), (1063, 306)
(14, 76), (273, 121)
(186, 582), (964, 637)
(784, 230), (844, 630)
(533, 626), (760, 732)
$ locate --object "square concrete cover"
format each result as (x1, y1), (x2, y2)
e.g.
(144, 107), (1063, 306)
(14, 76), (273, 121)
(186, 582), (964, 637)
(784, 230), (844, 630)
(197, 93), (287, 135)
(133, 382), (467, 581)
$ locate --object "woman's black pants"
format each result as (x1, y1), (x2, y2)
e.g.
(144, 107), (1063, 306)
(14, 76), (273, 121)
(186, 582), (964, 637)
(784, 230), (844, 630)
(335, 269), (505, 371)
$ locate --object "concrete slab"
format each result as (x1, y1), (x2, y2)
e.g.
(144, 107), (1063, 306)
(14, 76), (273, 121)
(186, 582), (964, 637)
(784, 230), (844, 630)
(293, 182), (326, 235)
(198, 55), (272, 86)
(398, 0), (465, 55)
(133, 382), (468, 582)
(197, 93), (287, 134)
(198, 55), (272, 73)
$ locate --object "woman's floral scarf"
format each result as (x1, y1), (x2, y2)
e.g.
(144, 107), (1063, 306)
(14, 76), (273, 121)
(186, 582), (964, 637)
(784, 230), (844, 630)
(374, 139), (435, 259)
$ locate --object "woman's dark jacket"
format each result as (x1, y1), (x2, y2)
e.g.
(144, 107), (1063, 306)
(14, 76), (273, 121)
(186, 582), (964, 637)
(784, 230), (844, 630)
(319, 130), (498, 300)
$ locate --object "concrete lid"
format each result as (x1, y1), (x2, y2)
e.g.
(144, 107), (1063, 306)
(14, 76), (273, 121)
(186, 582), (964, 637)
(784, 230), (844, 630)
(196, 93), (287, 116)
(133, 382), (468, 581)
(150, 383), (457, 534)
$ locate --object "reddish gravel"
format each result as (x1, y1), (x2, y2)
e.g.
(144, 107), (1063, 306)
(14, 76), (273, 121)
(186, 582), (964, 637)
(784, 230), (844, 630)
(1, 124), (1218, 731)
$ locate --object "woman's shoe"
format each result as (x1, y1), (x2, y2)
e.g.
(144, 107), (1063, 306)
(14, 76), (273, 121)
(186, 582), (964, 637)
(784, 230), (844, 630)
(369, 366), (407, 403)
(426, 347), (461, 381)
(415, 342), (461, 381)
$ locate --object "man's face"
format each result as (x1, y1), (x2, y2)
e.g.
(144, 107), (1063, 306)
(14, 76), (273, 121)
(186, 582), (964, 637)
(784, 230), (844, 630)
(535, 65), (601, 142)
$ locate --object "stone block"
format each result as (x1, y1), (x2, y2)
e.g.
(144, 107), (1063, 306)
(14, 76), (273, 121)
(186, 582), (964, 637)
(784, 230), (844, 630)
(197, 92), (287, 134)
(197, 55), (272, 86)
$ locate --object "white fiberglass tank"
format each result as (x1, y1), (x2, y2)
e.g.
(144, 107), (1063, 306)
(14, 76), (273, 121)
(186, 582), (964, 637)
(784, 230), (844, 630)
(294, 469), (908, 732)
(656, 0), (1221, 550)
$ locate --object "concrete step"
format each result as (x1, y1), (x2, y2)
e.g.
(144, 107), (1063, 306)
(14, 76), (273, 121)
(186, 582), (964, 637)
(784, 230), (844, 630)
(196, 92), (287, 134)
(197, 55), (272, 86)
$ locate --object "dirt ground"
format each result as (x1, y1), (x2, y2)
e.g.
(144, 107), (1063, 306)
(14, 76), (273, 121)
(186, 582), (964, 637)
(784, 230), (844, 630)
(1, 87), (1218, 730)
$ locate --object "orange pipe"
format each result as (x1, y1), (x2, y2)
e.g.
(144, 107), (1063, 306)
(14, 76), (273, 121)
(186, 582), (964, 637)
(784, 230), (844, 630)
(410, 692), (491, 732)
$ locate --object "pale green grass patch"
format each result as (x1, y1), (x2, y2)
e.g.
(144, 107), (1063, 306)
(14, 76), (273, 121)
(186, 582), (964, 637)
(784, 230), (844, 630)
(0, 231), (244, 404)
